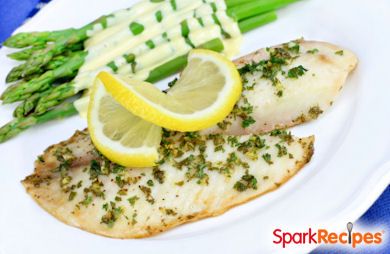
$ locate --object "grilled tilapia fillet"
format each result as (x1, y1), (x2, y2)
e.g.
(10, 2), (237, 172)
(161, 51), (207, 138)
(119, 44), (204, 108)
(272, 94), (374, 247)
(202, 40), (358, 135)
(23, 129), (313, 238)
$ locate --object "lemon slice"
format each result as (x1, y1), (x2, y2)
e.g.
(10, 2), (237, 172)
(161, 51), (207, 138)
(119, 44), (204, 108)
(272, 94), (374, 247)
(88, 79), (161, 167)
(98, 49), (242, 132)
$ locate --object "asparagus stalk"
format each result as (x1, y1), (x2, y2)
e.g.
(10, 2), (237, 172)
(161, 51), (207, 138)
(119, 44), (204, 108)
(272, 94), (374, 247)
(34, 81), (76, 115)
(7, 45), (46, 61)
(2, 13), (113, 48)
(0, 102), (77, 143)
(1, 51), (87, 103)
(225, 0), (253, 8)
(238, 11), (277, 33)
(7, 43), (83, 61)
(6, 52), (81, 83)
(13, 88), (53, 118)
(227, 0), (299, 20)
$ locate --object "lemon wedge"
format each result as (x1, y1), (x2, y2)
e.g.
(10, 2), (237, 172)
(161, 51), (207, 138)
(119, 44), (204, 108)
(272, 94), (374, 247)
(88, 79), (161, 167)
(98, 49), (242, 132)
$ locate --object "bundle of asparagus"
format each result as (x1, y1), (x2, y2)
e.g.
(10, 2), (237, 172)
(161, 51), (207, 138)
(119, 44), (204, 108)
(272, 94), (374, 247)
(0, 0), (299, 143)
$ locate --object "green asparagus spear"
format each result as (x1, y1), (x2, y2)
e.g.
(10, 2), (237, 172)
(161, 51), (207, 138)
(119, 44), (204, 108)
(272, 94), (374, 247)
(2, 29), (75, 48)
(2, 13), (112, 48)
(1, 51), (87, 103)
(7, 45), (46, 61)
(6, 52), (79, 83)
(0, 102), (77, 143)
(14, 89), (52, 118)
(146, 38), (224, 83)
(34, 81), (76, 115)
(238, 12), (277, 33)
(225, 0), (253, 8)
(227, 0), (299, 20)
(45, 54), (77, 70)
(7, 43), (83, 61)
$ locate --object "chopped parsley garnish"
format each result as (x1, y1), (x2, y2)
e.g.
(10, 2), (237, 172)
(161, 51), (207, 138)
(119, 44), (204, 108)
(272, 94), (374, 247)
(307, 48), (319, 54)
(262, 153), (273, 165)
(139, 185), (155, 204)
(127, 196), (139, 207)
(147, 179), (154, 187)
(233, 172), (258, 192)
(275, 143), (288, 157)
(152, 167), (165, 184)
(68, 191), (77, 201)
(242, 116), (256, 128)
(287, 65), (308, 79)
(100, 201), (124, 228)
(308, 106), (323, 119)
(335, 50), (344, 56)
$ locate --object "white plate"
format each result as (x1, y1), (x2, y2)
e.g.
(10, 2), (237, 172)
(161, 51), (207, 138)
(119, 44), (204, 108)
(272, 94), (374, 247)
(0, 0), (389, 253)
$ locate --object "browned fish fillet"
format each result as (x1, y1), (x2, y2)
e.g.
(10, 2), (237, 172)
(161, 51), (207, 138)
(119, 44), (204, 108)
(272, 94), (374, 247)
(202, 39), (358, 134)
(23, 129), (313, 238)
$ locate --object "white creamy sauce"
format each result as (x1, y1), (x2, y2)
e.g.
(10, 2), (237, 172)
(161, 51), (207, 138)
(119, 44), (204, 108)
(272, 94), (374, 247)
(74, 0), (242, 117)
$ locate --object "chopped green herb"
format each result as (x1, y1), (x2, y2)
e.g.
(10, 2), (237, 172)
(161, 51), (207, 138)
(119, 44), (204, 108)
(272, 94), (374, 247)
(307, 48), (319, 54)
(127, 196), (139, 207)
(275, 143), (288, 157)
(80, 195), (93, 207)
(175, 181), (184, 186)
(160, 207), (178, 216)
(68, 191), (77, 201)
(308, 106), (323, 119)
(145, 40), (155, 49)
(152, 167), (165, 184)
(139, 185), (155, 204)
(155, 10), (163, 22)
(101, 201), (124, 228)
(129, 22), (144, 35)
(233, 173), (258, 192)
(210, 2), (217, 12)
(170, 0), (177, 10)
(123, 53), (135, 64)
(106, 61), (118, 72)
(335, 50), (344, 56)
(89, 160), (101, 179)
(162, 32), (170, 41)
(197, 17), (204, 27)
(37, 155), (45, 163)
(262, 153), (273, 164)
(287, 65), (308, 79)
(242, 116), (256, 128)
(147, 179), (154, 187)
(112, 164), (125, 174)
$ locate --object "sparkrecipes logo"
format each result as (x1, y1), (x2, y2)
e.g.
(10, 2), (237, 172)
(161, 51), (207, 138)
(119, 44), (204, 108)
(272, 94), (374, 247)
(273, 222), (384, 248)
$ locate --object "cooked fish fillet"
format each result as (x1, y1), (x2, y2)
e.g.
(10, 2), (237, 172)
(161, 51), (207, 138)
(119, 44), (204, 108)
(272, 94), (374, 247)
(203, 40), (358, 135)
(23, 129), (314, 238)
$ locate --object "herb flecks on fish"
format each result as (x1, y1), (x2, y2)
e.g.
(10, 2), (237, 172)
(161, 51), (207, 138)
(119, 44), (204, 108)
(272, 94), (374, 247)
(220, 40), (309, 130)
